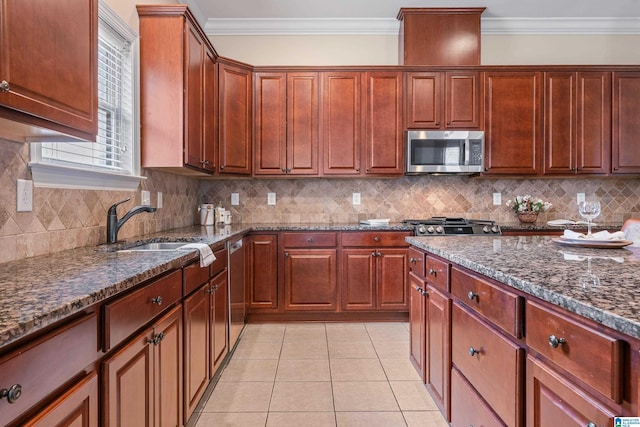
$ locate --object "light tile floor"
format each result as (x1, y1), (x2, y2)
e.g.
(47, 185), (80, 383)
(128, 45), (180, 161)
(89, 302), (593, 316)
(193, 322), (449, 427)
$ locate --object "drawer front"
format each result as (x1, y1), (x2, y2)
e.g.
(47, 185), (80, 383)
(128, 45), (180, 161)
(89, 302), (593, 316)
(104, 269), (182, 351)
(183, 261), (210, 296)
(451, 367), (506, 427)
(452, 303), (524, 427)
(0, 313), (98, 426)
(341, 231), (411, 247)
(451, 266), (523, 338)
(283, 232), (337, 248)
(425, 255), (449, 292)
(210, 247), (228, 277)
(408, 246), (425, 279)
(526, 300), (623, 402)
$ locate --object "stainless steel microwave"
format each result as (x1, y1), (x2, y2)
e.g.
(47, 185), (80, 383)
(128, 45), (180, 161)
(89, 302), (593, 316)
(405, 130), (485, 174)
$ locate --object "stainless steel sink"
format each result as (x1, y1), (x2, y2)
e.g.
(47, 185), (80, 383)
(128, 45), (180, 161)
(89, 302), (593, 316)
(119, 242), (191, 252)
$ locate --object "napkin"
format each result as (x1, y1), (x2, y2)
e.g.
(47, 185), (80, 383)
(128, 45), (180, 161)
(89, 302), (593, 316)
(181, 243), (216, 267)
(562, 229), (626, 241)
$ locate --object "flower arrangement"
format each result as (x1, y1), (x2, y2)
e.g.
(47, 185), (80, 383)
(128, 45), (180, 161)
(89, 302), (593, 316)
(505, 195), (552, 213)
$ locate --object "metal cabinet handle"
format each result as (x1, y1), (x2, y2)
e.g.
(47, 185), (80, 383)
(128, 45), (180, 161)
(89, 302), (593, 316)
(372, 251), (377, 257)
(150, 296), (163, 305)
(415, 285), (422, 292)
(376, 251), (382, 257)
(469, 347), (480, 356)
(548, 334), (566, 348)
(0, 384), (22, 404)
(428, 268), (437, 276)
(287, 168), (292, 173)
(281, 168), (286, 173)
(220, 165), (225, 170)
(409, 257), (416, 264)
(374, 236), (380, 242)
(467, 291), (478, 301)
(150, 331), (166, 345)
(421, 289), (428, 296)
(307, 238), (313, 243)
(0, 80), (9, 93)
(586, 422), (597, 427)
(285, 252), (289, 257)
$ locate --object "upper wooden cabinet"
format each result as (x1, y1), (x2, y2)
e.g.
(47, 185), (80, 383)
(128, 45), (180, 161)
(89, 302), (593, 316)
(544, 71), (611, 175)
(137, 5), (218, 175)
(0, 0), (97, 141)
(218, 60), (253, 175)
(254, 72), (319, 176)
(483, 71), (543, 175)
(612, 71), (640, 174)
(397, 8), (484, 66)
(405, 71), (481, 129)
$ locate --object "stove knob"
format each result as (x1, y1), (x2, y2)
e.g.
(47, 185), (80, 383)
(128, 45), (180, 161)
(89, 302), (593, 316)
(427, 226), (435, 234)
(417, 225), (427, 235)
(483, 225), (490, 233)
(435, 226), (443, 234)
(491, 225), (500, 234)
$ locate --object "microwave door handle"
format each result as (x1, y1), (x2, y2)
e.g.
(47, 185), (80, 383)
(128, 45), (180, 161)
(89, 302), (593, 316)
(463, 140), (470, 166)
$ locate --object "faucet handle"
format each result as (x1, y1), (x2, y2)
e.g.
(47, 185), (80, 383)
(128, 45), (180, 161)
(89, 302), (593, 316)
(108, 198), (131, 215)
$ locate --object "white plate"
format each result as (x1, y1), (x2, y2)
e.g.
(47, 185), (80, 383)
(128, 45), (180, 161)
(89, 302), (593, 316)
(560, 236), (624, 244)
(552, 238), (633, 249)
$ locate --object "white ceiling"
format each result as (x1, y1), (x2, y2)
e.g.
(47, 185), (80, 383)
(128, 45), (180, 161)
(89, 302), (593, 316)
(184, 0), (640, 35)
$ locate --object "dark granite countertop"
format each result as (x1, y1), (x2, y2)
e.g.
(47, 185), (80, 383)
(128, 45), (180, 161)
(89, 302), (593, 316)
(500, 221), (623, 233)
(0, 222), (413, 350)
(407, 235), (640, 340)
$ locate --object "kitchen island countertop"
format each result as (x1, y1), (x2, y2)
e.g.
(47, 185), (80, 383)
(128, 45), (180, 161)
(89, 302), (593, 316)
(407, 235), (640, 340)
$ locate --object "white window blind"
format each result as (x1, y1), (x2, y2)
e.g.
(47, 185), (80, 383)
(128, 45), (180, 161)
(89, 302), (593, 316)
(30, 1), (143, 191)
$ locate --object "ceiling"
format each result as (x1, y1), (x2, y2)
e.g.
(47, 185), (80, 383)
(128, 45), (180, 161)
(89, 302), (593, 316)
(184, 0), (640, 35)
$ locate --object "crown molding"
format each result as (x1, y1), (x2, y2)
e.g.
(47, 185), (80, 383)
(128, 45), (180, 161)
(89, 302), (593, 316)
(203, 17), (640, 36)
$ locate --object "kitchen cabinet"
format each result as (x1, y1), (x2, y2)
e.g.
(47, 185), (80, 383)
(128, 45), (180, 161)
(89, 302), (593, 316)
(209, 270), (229, 374)
(425, 284), (451, 419)
(254, 72), (320, 176)
(450, 367), (503, 427)
(246, 234), (279, 311)
(102, 304), (183, 427)
(137, 5), (218, 175)
(218, 60), (253, 175)
(544, 71), (611, 175)
(322, 72), (362, 175)
(483, 71), (543, 175)
(0, 0), (97, 141)
(405, 71), (481, 130)
(612, 71), (640, 174)
(409, 272), (427, 381)
(363, 71), (404, 175)
(340, 231), (410, 311)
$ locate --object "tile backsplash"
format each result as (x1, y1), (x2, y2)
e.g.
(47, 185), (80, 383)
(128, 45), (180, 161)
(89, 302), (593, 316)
(2, 138), (640, 263)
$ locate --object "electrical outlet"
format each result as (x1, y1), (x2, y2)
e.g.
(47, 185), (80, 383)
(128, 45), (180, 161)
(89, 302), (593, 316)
(577, 193), (585, 204)
(157, 192), (163, 209)
(493, 192), (502, 206)
(231, 193), (239, 206)
(267, 192), (276, 206)
(352, 193), (361, 205)
(141, 190), (151, 206)
(16, 179), (33, 212)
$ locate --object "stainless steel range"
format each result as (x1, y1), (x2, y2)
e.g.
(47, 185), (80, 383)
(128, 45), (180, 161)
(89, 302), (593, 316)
(403, 217), (501, 236)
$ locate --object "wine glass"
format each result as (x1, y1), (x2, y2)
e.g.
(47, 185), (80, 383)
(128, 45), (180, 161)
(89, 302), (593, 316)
(578, 201), (601, 239)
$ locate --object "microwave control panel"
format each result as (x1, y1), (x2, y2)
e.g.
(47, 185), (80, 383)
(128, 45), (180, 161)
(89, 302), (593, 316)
(469, 141), (483, 165)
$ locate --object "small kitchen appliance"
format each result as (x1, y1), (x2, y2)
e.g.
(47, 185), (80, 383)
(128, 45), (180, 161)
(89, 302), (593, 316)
(403, 217), (501, 236)
(405, 130), (484, 174)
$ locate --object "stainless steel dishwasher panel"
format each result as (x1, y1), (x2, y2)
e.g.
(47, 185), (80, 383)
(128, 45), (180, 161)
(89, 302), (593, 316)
(228, 237), (245, 348)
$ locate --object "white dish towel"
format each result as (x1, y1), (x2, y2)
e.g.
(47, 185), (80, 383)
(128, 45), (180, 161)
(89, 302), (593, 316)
(563, 229), (626, 240)
(181, 243), (216, 267)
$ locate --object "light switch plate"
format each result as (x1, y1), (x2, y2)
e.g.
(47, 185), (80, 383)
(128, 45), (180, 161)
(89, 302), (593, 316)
(267, 192), (276, 205)
(157, 192), (163, 209)
(141, 190), (151, 206)
(493, 192), (502, 206)
(577, 193), (585, 204)
(352, 193), (361, 205)
(16, 179), (33, 212)
(231, 193), (240, 206)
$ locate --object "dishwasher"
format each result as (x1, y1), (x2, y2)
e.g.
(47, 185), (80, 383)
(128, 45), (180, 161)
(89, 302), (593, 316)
(228, 237), (245, 349)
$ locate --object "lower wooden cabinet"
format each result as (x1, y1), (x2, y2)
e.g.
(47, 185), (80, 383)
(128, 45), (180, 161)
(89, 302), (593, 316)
(409, 272), (427, 380)
(210, 270), (229, 373)
(183, 285), (210, 422)
(425, 284), (451, 418)
(284, 248), (337, 311)
(246, 234), (278, 311)
(451, 366), (504, 427)
(102, 305), (183, 427)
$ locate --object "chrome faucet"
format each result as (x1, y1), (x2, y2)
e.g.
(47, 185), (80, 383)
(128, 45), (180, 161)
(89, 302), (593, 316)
(106, 198), (157, 244)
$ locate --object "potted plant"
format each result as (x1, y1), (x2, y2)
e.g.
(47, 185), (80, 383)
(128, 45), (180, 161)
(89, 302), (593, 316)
(505, 195), (552, 223)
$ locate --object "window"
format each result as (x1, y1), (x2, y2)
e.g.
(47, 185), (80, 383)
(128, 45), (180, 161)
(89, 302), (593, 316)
(29, 1), (144, 191)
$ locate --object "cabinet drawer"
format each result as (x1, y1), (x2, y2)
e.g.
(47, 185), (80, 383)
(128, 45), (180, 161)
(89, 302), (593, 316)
(341, 231), (411, 247)
(104, 269), (182, 351)
(526, 300), (623, 402)
(408, 247), (425, 278)
(451, 367), (505, 427)
(183, 261), (210, 296)
(210, 247), (228, 277)
(283, 232), (336, 248)
(425, 255), (449, 291)
(0, 313), (98, 427)
(452, 303), (524, 427)
(451, 267), (523, 338)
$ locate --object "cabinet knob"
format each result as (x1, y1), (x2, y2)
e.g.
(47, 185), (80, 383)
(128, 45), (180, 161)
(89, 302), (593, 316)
(281, 168), (286, 173)
(467, 291), (478, 301)
(150, 296), (163, 305)
(0, 384), (22, 404)
(436, 121), (441, 126)
(409, 257), (416, 264)
(548, 334), (566, 348)
(150, 331), (166, 345)
(468, 347), (480, 356)
(614, 166), (619, 171)
(415, 285), (422, 292)
(372, 251), (377, 257)
(287, 168), (292, 173)
(421, 289), (428, 296)
(428, 268), (437, 276)
(0, 80), (9, 93)
(374, 236), (380, 242)
(376, 251), (382, 257)
(586, 422), (597, 427)
(285, 252), (289, 257)
(307, 238), (313, 243)
(220, 165), (225, 170)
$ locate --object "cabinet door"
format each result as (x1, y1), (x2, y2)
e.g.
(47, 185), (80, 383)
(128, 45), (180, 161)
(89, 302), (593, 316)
(254, 72), (287, 175)
(445, 71), (481, 129)
(218, 62), (252, 174)
(377, 248), (409, 310)
(184, 23), (205, 170)
(288, 72), (320, 175)
(409, 273), (426, 382)
(246, 234), (278, 310)
(284, 249), (337, 311)
(544, 72), (576, 174)
(0, 0), (97, 140)
(210, 271), (229, 373)
(576, 72), (610, 175)
(526, 356), (617, 427)
(450, 367), (504, 427)
(154, 306), (183, 427)
(341, 249), (376, 310)
(425, 285), (451, 419)
(612, 71), (640, 174)
(405, 72), (442, 129)
(484, 71), (542, 175)
(202, 50), (217, 172)
(363, 71), (403, 175)
(183, 287), (209, 422)
(321, 72), (361, 175)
